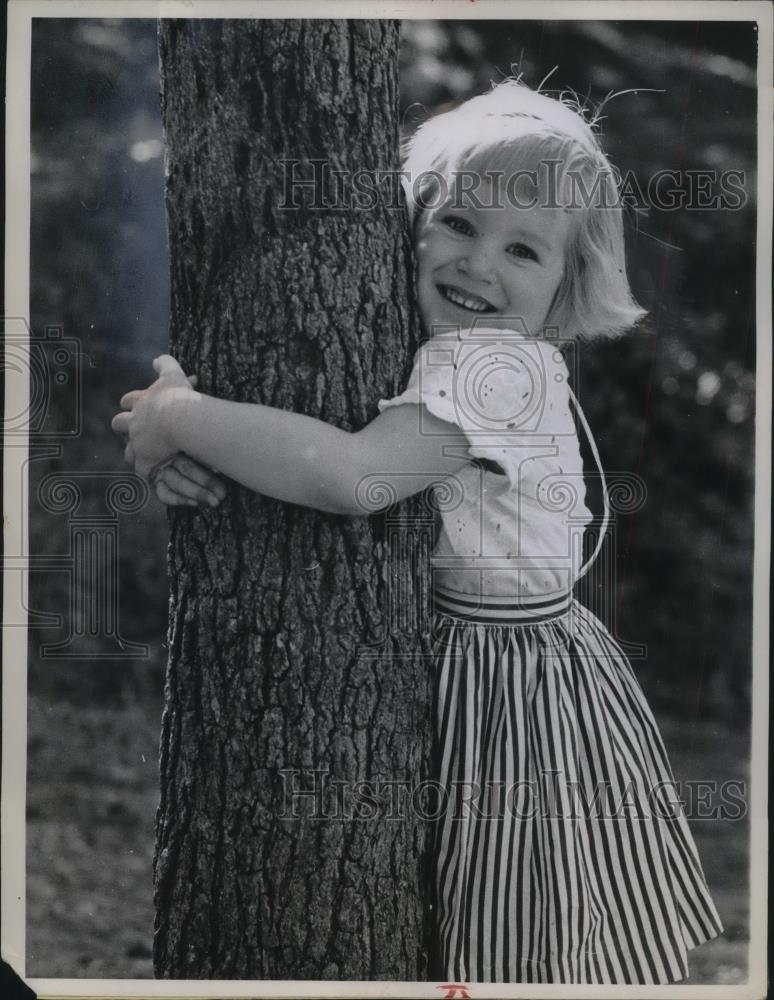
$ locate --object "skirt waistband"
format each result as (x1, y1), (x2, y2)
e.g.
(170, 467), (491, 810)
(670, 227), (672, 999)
(433, 584), (573, 624)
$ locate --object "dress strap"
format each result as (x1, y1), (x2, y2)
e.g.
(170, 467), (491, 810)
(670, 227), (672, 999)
(567, 385), (610, 581)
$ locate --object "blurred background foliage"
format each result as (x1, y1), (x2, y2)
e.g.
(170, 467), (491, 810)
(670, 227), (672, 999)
(25, 17), (756, 980)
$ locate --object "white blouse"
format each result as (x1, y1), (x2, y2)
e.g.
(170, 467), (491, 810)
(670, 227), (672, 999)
(377, 328), (594, 600)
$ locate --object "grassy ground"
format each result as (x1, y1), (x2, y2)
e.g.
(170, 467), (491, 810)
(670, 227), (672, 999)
(26, 694), (160, 978)
(658, 717), (751, 986)
(25, 690), (751, 982)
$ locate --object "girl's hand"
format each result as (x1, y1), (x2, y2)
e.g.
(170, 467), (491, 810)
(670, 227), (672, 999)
(152, 454), (228, 508)
(112, 355), (196, 482)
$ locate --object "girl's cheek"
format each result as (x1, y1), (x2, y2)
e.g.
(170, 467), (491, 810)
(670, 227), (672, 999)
(414, 235), (436, 263)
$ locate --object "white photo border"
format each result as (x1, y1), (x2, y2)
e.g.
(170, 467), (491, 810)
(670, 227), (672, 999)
(3, 1), (771, 998)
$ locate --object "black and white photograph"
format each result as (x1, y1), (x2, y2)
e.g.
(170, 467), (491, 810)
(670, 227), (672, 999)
(2, 2), (770, 997)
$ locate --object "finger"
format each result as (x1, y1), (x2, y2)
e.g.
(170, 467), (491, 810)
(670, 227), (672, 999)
(155, 480), (197, 507)
(112, 411), (131, 435)
(153, 354), (185, 378)
(119, 389), (144, 410)
(171, 455), (227, 497)
(187, 374), (198, 388)
(156, 465), (221, 507)
(124, 441), (135, 468)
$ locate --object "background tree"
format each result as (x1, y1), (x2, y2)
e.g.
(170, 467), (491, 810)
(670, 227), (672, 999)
(152, 20), (433, 979)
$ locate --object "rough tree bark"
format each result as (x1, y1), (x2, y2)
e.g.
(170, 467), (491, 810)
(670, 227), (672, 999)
(154, 20), (435, 980)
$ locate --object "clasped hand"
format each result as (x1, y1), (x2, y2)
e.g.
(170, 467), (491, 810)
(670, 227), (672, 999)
(111, 355), (226, 508)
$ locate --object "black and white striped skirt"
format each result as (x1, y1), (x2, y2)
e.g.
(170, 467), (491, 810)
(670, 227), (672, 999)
(430, 585), (723, 984)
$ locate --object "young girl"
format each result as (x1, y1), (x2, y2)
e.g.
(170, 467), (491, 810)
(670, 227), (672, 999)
(113, 80), (723, 985)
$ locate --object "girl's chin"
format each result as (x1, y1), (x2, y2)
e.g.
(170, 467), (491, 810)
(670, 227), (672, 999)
(423, 305), (502, 332)
(434, 301), (499, 325)
(423, 313), (535, 338)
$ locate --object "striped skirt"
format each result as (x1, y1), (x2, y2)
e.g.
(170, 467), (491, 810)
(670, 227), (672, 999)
(430, 585), (723, 984)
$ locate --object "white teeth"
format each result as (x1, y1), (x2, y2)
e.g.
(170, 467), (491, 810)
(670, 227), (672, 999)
(440, 285), (493, 313)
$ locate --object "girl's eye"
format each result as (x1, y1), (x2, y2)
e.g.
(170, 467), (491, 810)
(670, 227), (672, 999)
(441, 215), (475, 236)
(507, 242), (539, 262)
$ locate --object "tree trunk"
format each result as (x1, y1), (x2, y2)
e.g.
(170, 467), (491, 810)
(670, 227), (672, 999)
(154, 20), (434, 980)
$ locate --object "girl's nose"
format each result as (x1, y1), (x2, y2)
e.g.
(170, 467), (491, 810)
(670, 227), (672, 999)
(457, 243), (496, 282)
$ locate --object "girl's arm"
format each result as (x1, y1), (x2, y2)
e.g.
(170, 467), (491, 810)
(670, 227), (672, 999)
(113, 355), (472, 515)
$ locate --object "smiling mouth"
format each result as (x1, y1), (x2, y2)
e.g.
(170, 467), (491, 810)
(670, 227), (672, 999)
(437, 284), (497, 314)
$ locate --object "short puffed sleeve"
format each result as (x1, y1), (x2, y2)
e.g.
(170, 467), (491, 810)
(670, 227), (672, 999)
(377, 329), (567, 488)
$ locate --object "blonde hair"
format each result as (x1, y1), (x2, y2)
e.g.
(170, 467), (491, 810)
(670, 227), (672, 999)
(401, 80), (646, 341)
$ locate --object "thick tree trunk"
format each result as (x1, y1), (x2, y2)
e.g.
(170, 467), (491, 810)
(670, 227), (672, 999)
(153, 20), (434, 980)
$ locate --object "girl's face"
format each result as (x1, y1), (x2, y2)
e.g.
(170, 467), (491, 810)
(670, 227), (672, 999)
(415, 178), (571, 340)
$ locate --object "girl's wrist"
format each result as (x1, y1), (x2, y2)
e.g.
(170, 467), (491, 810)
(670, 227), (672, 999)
(158, 385), (199, 453)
